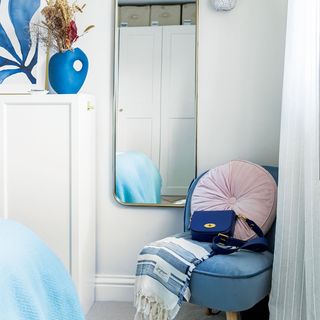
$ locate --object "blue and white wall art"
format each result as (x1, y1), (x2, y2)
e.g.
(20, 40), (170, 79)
(0, 0), (46, 93)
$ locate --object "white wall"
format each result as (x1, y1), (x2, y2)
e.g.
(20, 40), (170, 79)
(198, 0), (287, 171)
(79, 0), (287, 301)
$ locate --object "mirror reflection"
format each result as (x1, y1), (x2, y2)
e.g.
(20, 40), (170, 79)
(115, 0), (197, 206)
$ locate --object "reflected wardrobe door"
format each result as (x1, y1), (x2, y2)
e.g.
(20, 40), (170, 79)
(160, 26), (196, 196)
(117, 27), (162, 168)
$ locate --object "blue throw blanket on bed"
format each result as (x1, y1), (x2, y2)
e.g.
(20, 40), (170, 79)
(116, 151), (162, 204)
(0, 220), (84, 320)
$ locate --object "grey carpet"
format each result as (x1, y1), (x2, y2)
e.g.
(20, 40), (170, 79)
(86, 302), (226, 320)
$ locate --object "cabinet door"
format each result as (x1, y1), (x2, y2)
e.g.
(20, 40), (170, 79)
(160, 26), (196, 196)
(0, 102), (71, 270)
(72, 96), (96, 314)
(117, 27), (162, 168)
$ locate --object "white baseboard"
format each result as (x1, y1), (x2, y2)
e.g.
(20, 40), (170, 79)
(95, 274), (135, 302)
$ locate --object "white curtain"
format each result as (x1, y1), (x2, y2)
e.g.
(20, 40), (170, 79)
(269, 0), (320, 319)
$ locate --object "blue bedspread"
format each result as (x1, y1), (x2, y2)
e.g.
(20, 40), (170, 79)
(116, 151), (162, 204)
(0, 220), (84, 320)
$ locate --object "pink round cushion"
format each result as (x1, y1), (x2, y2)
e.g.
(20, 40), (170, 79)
(191, 160), (277, 240)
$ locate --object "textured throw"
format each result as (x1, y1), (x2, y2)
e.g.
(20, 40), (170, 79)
(134, 236), (212, 320)
(116, 152), (162, 204)
(0, 220), (84, 320)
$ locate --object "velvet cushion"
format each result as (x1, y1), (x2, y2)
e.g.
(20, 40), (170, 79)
(190, 161), (277, 240)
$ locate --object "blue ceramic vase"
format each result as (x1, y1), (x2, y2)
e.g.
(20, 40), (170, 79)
(49, 48), (89, 94)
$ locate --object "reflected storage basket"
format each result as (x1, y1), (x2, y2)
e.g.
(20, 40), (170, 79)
(150, 5), (181, 26)
(119, 6), (150, 27)
(182, 3), (196, 25)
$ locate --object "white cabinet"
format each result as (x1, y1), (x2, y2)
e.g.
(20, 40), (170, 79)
(0, 94), (96, 315)
(117, 25), (196, 196)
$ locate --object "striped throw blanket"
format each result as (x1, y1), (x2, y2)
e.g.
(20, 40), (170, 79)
(134, 235), (212, 320)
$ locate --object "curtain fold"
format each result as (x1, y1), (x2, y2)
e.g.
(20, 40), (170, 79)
(269, 0), (320, 319)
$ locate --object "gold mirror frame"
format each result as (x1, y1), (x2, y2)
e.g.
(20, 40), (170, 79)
(112, 0), (199, 207)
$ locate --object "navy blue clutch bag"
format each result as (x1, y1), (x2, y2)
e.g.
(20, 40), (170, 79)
(190, 210), (236, 242)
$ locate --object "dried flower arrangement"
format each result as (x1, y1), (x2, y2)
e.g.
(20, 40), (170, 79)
(36, 0), (94, 52)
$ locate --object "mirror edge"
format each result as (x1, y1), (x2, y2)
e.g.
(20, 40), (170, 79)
(112, 0), (199, 208)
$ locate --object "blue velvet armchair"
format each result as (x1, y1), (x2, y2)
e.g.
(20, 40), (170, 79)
(182, 166), (278, 320)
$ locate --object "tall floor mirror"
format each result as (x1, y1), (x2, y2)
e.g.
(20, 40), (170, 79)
(113, 0), (198, 207)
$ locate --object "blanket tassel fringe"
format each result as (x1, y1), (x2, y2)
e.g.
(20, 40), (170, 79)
(134, 292), (176, 320)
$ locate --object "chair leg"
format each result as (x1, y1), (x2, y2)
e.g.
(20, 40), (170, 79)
(205, 308), (212, 315)
(226, 311), (241, 320)
(205, 308), (221, 316)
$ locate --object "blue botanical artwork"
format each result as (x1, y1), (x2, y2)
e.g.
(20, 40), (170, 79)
(0, 0), (41, 88)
